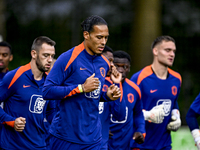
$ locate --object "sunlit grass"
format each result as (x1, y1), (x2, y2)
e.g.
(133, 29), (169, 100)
(171, 126), (197, 150)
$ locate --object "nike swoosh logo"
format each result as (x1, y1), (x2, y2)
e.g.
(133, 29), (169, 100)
(150, 89), (157, 93)
(23, 85), (31, 88)
(80, 67), (87, 70)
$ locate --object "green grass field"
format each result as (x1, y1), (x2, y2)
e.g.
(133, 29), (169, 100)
(171, 126), (197, 150)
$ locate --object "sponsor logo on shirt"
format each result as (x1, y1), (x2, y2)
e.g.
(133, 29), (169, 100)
(80, 67), (87, 70)
(29, 94), (46, 114)
(157, 99), (171, 116)
(85, 80), (101, 99)
(110, 107), (128, 123)
(150, 89), (157, 93)
(23, 85), (31, 88)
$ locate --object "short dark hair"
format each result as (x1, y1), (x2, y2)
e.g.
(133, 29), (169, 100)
(103, 45), (113, 54)
(0, 41), (12, 53)
(81, 15), (108, 33)
(151, 35), (175, 50)
(113, 50), (131, 63)
(31, 36), (56, 52)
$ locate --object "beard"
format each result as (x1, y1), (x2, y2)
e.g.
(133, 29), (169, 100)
(36, 56), (48, 72)
(0, 67), (5, 72)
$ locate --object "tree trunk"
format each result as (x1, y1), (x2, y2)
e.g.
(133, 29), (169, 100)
(130, 0), (161, 72)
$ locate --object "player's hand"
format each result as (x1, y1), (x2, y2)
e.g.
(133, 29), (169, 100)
(106, 84), (121, 101)
(167, 109), (181, 131)
(167, 116), (181, 131)
(14, 117), (26, 132)
(191, 129), (200, 150)
(110, 65), (122, 83)
(133, 132), (145, 144)
(82, 73), (99, 92)
(143, 104), (165, 124)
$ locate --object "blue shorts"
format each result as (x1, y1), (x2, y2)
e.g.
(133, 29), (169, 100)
(48, 134), (102, 150)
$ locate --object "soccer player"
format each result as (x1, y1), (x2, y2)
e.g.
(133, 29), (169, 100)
(0, 36), (56, 149)
(42, 15), (121, 150)
(108, 50), (145, 150)
(186, 94), (200, 149)
(131, 35), (182, 149)
(0, 41), (13, 149)
(99, 46), (126, 150)
(0, 41), (13, 81)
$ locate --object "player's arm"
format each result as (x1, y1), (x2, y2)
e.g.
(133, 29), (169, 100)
(0, 108), (25, 132)
(109, 82), (126, 121)
(43, 53), (89, 100)
(46, 100), (57, 124)
(0, 72), (26, 132)
(105, 66), (122, 101)
(110, 65), (122, 84)
(186, 108), (200, 131)
(3, 116), (26, 132)
(186, 107), (200, 149)
(133, 95), (146, 144)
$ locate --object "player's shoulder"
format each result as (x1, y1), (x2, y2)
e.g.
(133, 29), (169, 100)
(100, 54), (110, 67)
(6, 64), (30, 78)
(3, 64), (31, 89)
(138, 65), (153, 77)
(57, 43), (85, 71)
(59, 42), (85, 58)
(58, 46), (75, 59)
(168, 68), (182, 82)
(125, 78), (141, 99)
(125, 78), (137, 86)
(105, 77), (113, 84)
(131, 65), (153, 85)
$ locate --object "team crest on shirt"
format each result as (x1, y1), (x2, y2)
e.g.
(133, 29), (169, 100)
(29, 94), (46, 114)
(100, 67), (106, 77)
(127, 93), (134, 103)
(85, 80), (101, 99)
(171, 86), (177, 96)
(102, 84), (108, 92)
(157, 99), (171, 116)
(99, 102), (104, 114)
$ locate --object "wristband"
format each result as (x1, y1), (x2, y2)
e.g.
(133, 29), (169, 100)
(78, 84), (83, 93)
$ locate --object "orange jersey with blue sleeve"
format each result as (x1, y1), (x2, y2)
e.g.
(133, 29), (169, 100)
(130, 65), (182, 149)
(42, 42), (110, 144)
